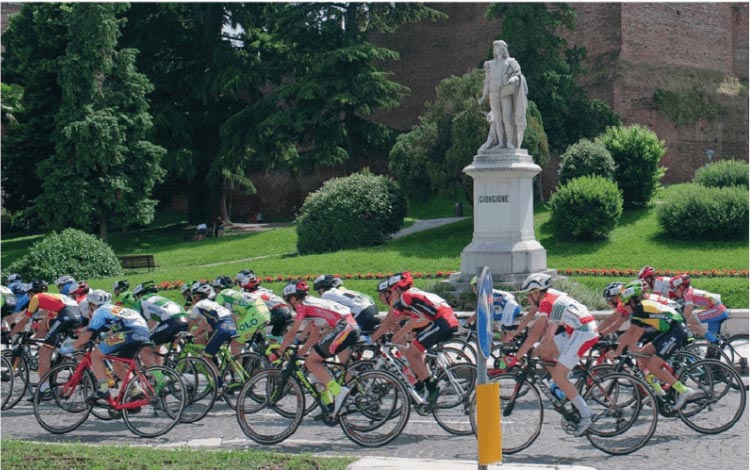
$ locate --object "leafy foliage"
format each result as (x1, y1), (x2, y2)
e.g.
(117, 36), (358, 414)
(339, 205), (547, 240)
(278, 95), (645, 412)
(558, 138), (615, 186)
(296, 171), (407, 254)
(4, 229), (124, 281)
(596, 124), (666, 208)
(548, 176), (623, 240)
(656, 184), (748, 241)
(693, 160), (749, 189)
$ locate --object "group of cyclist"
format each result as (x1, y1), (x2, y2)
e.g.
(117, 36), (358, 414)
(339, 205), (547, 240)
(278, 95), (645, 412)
(0, 263), (735, 435)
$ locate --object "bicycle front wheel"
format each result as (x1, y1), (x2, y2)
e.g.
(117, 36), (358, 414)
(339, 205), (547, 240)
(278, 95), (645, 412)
(432, 363), (476, 435)
(122, 366), (187, 438)
(2, 351), (29, 410)
(220, 352), (267, 409)
(723, 334), (748, 390)
(1, 355), (14, 409)
(236, 369), (304, 445)
(173, 356), (218, 423)
(584, 372), (658, 456)
(339, 370), (411, 447)
(33, 363), (93, 434)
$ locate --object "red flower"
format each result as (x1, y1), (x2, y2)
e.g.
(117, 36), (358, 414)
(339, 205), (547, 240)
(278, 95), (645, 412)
(345, 274), (353, 279)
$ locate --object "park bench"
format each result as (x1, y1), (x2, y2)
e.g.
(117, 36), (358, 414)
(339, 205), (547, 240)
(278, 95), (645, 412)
(118, 254), (156, 271)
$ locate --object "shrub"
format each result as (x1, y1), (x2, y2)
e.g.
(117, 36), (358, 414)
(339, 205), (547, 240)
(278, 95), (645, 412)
(596, 124), (666, 208)
(656, 183), (748, 240)
(694, 160), (749, 189)
(296, 171), (408, 254)
(548, 176), (623, 241)
(558, 138), (615, 186)
(4, 228), (124, 281)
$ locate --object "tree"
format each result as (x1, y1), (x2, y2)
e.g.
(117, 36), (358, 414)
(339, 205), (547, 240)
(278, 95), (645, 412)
(34, 3), (165, 240)
(486, 3), (620, 153)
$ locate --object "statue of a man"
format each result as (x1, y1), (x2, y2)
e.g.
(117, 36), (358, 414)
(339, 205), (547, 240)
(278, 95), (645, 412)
(478, 40), (528, 151)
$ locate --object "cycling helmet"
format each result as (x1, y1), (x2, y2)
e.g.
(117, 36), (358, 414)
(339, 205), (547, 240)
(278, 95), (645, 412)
(376, 278), (391, 293)
(282, 280), (309, 301)
(191, 283), (213, 298)
(235, 269), (253, 285)
(521, 273), (552, 293)
(72, 281), (90, 297)
(55, 275), (75, 287)
(618, 281), (643, 304)
(112, 280), (129, 292)
(133, 281), (158, 297)
(240, 272), (260, 291)
(213, 275), (234, 290)
(332, 276), (343, 289)
(637, 265), (656, 280)
(86, 289), (112, 306)
(313, 274), (337, 292)
(7, 274), (22, 284)
(669, 273), (691, 290)
(603, 281), (625, 300)
(181, 280), (196, 295)
(28, 280), (48, 294)
(388, 272), (413, 291)
(11, 283), (28, 295)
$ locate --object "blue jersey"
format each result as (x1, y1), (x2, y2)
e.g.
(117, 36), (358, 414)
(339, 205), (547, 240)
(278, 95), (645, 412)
(10, 283), (29, 313)
(88, 304), (149, 336)
(491, 290), (521, 327)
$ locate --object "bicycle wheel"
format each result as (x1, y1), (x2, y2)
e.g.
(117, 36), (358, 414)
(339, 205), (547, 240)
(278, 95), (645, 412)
(339, 370), (411, 447)
(2, 351), (29, 409)
(723, 334), (748, 390)
(122, 366), (187, 438)
(442, 337), (477, 364)
(432, 363), (476, 435)
(33, 363), (93, 434)
(236, 369), (304, 445)
(677, 359), (746, 434)
(1, 355), (14, 409)
(173, 356), (217, 423)
(220, 352), (266, 409)
(584, 372), (658, 455)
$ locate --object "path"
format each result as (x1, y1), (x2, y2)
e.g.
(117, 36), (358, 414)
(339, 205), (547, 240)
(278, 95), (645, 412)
(390, 217), (467, 239)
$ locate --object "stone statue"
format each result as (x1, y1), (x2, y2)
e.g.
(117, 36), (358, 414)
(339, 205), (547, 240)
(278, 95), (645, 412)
(478, 40), (528, 151)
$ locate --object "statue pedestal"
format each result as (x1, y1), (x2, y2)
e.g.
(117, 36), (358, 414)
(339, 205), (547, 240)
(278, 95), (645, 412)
(456, 148), (553, 287)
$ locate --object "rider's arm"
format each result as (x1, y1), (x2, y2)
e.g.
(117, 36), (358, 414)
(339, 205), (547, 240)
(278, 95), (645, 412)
(598, 310), (627, 336)
(505, 305), (538, 341)
(73, 329), (95, 350)
(393, 317), (429, 345)
(370, 310), (399, 343)
(277, 316), (304, 354)
(609, 324), (643, 358)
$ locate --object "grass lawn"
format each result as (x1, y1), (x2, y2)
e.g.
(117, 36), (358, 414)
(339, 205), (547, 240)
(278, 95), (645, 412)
(0, 440), (354, 470)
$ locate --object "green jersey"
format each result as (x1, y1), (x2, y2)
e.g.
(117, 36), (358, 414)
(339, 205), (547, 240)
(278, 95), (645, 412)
(216, 288), (270, 342)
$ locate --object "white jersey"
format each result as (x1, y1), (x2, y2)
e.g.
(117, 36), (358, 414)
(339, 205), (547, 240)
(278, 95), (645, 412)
(244, 287), (287, 310)
(321, 287), (374, 316)
(139, 294), (186, 322)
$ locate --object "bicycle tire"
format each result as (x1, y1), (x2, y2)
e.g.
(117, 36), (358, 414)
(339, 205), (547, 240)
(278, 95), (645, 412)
(172, 356), (218, 423)
(724, 334), (748, 390)
(339, 369), (411, 447)
(236, 369), (304, 445)
(1, 355), (14, 409)
(584, 372), (658, 455)
(122, 366), (187, 438)
(432, 363), (477, 435)
(33, 363), (93, 434)
(220, 352), (266, 409)
(2, 350), (29, 409)
(677, 359), (747, 434)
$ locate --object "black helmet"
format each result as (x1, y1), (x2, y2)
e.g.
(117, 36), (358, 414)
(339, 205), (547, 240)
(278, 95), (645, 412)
(191, 282), (213, 299)
(212, 275), (234, 290)
(113, 280), (130, 292)
(313, 274), (337, 292)
(28, 280), (48, 294)
(133, 281), (158, 297)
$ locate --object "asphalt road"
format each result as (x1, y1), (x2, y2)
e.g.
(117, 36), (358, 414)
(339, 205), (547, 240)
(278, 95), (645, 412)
(1, 394), (747, 470)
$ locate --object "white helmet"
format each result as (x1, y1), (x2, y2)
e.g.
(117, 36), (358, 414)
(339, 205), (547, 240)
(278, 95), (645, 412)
(521, 273), (552, 293)
(55, 275), (76, 286)
(86, 289), (112, 306)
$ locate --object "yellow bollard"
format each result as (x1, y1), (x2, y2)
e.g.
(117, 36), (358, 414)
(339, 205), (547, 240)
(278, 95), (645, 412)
(476, 382), (501, 466)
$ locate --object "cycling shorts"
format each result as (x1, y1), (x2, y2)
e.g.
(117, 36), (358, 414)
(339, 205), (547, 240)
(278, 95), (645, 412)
(695, 308), (729, 324)
(205, 320), (237, 356)
(553, 326), (600, 370)
(43, 306), (82, 347)
(354, 305), (380, 333)
(413, 317), (458, 353)
(269, 305), (293, 337)
(98, 327), (151, 358)
(314, 319), (359, 358)
(651, 322), (690, 360)
(150, 317), (189, 345)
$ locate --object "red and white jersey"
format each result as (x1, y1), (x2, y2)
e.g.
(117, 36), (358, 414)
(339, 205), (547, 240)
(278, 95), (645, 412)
(244, 287), (287, 311)
(651, 276), (672, 298)
(393, 288), (458, 328)
(293, 296), (356, 329)
(538, 290), (596, 334)
(682, 287), (726, 318)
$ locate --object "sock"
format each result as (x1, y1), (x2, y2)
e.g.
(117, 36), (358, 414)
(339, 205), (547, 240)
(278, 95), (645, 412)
(572, 395), (592, 418)
(426, 377), (438, 392)
(38, 382), (50, 393)
(98, 379), (109, 394)
(414, 379), (426, 393)
(321, 390), (333, 406)
(327, 379), (342, 396)
(672, 381), (688, 394)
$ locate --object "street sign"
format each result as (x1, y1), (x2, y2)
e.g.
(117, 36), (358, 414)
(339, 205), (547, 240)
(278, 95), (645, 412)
(476, 266), (494, 359)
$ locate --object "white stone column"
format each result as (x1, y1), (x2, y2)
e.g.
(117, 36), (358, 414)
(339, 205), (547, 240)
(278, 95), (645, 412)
(457, 148), (551, 285)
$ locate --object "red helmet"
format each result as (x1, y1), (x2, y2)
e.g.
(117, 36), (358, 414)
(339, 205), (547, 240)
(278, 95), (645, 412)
(669, 274), (691, 291)
(388, 272), (413, 290)
(637, 265), (656, 280)
(282, 280), (309, 301)
(240, 272), (261, 291)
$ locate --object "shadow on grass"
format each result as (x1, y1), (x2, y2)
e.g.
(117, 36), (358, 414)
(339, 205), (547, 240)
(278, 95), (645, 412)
(387, 218), (473, 259)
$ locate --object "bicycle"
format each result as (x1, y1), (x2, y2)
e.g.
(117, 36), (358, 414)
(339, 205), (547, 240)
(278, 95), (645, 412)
(236, 345), (410, 447)
(688, 333), (748, 391)
(470, 353), (659, 456)
(32, 342), (187, 438)
(1, 354), (13, 409)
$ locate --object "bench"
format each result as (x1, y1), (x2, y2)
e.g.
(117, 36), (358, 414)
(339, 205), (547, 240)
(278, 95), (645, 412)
(118, 254), (156, 271)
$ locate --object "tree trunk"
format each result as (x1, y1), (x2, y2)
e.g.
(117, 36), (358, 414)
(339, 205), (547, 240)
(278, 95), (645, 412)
(220, 177), (231, 224)
(98, 211), (108, 241)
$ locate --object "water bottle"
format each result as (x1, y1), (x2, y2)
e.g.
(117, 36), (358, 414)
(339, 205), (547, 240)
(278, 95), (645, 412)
(58, 338), (76, 356)
(549, 380), (565, 401)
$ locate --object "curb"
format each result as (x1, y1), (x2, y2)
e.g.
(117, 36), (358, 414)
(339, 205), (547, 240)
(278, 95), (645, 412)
(347, 456), (597, 470)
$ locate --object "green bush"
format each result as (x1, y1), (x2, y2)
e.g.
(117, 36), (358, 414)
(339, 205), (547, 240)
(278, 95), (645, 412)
(596, 124), (666, 208)
(558, 138), (615, 186)
(3, 228), (124, 281)
(548, 176), (623, 241)
(296, 171), (407, 254)
(656, 183), (749, 240)
(694, 160), (749, 189)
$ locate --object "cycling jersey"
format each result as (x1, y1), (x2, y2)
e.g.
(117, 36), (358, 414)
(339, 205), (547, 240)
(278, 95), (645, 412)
(393, 288), (459, 328)
(491, 289), (521, 327)
(216, 288), (270, 342)
(651, 276), (671, 297)
(23, 293), (78, 319)
(681, 287), (728, 322)
(1, 286), (16, 318)
(88, 304), (151, 357)
(628, 299), (684, 333)
(291, 296), (356, 329)
(244, 287), (287, 311)
(138, 294), (187, 323)
(321, 287), (379, 331)
(538, 291), (596, 334)
(115, 291), (138, 311)
(189, 299), (235, 330)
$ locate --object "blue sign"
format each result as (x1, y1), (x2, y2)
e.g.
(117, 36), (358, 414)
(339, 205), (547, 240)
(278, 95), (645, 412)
(476, 266), (493, 358)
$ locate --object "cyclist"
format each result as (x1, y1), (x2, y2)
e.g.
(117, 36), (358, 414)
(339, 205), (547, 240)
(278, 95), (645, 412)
(465, 275), (521, 336)
(505, 273), (600, 436)
(129, 281), (190, 370)
(313, 274), (380, 333)
(638, 265), (671, 298)
(72, 290), (151, 403)
(180, 280), (197, 309)
(240, 271), (293, 341)
(54, 275), (78, 297)
(188, 282), (238, 378)
(274, 280), (359, 416)
(668, 274), (729, 344)
(597, 281), (627, 336)
(371, 272), (459, 405)
(8, 280), (81, 398)
(606, 280), (698, 410)
(213, 276), (271, 355)
(1, 285), (16, 320)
